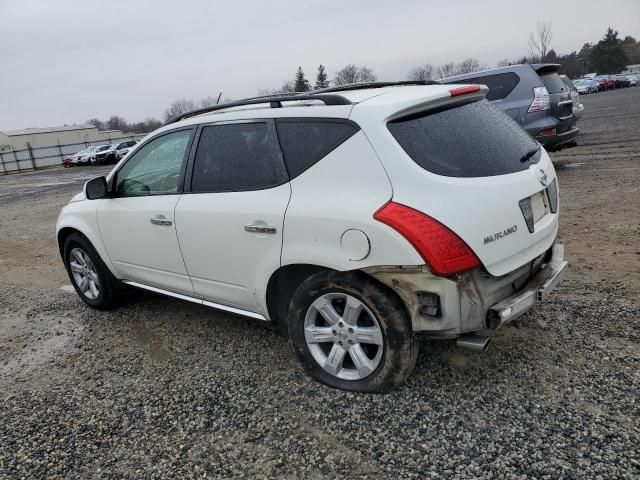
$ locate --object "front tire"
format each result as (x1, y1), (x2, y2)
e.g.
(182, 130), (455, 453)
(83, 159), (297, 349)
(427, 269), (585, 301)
(63, 233), (120, 309)
(288, 271), (418, 393)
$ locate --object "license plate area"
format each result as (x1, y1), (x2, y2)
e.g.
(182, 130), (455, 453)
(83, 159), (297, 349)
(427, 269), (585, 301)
(530, 191), (549, 224)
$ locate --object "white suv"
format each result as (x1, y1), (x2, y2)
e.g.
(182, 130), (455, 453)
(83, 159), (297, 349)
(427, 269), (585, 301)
(56, 82), (567, 392)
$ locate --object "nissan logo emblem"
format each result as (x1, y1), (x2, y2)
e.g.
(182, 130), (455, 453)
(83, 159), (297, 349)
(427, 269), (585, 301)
(537, 169), (548, 187)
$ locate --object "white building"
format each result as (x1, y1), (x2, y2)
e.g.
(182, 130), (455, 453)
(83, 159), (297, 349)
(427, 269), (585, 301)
(0, 124), (128, 152)
(622, 64), (640, 74)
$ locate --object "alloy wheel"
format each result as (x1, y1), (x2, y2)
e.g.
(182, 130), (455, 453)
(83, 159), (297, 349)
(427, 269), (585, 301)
(304, 292), (384, 381)
(69, 247), (100, 300)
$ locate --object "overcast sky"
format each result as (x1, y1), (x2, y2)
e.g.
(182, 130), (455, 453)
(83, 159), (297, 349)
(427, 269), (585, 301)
(1, 0), (639, 131)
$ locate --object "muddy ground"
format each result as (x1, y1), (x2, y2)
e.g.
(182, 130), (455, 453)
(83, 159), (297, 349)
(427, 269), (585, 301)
(0, 87), (638, 479)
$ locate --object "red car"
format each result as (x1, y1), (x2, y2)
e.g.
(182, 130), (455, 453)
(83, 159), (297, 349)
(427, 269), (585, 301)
(595, 75), (616, 91)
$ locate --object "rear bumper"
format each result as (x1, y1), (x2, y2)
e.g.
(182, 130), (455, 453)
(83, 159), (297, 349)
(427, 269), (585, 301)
(366, 243), (567, 337)
(487, 243), (567, 328)
(535, 127), (579, 149)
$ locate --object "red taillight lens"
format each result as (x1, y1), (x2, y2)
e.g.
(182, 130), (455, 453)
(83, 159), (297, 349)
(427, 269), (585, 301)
(538, 128), (556, 137)
(449, 85), (481, 97)
(374, 202), (480, 276)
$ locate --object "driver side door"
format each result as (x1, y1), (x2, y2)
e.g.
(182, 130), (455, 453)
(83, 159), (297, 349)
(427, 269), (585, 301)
(97, 127), (195, 294)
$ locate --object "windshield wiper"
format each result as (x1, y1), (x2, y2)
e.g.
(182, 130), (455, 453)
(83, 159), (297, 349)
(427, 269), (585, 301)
(520, 146), (540, 163)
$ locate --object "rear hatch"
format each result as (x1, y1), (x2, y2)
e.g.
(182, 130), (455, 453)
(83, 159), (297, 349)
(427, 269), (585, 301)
(352, 86), (559, 277)
(534, 64), (574, 133)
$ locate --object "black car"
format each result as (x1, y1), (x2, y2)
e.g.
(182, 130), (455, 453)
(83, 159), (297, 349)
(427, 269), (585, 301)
(615, 75), (631, 88)
(441, 64), (578, 150)
(93, 141), (137, 164)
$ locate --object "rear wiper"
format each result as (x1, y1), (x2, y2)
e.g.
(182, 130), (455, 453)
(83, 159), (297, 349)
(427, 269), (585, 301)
(520, 146), (540, 163)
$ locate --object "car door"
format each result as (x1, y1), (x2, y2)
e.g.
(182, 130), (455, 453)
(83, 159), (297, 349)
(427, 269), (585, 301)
(175, 120), (290, 313)
(97, 127), (195, 294)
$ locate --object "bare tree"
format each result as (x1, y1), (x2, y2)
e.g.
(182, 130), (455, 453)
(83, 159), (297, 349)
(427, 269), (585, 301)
(528, 21), (553, 62)
(86, 118), (104, 130)
(333, 64), (378, 85)
(200, 95), (223, 107)
(496, 58), (514, 68)
(457, 57), (485, 74)
(407, 64), (434, 82)
(86, 116), (161, 134)
(436, 62), (457, 79)
(142, 118), (162, 132)
(164, 99), (197, 121)
(257, 81), (295, 96)
(105, 116), (129, 132)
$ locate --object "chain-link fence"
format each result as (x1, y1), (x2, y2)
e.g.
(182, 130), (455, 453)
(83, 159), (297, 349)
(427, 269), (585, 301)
(0, 134), (148, 174)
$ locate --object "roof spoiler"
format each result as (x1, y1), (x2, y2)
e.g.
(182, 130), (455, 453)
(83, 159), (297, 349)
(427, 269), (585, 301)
(531, 63), (561, 74)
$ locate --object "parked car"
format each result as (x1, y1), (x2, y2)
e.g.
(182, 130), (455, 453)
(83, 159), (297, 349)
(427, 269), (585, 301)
(627, 75), (638, 86)
(115, 140), (137, 160)
(560, 75), (584, 119)
(594, 75), (616, 91)
(572, 78), (598, 94)
(93, 141), (137, 164)
(56, 83), (567, 392)
(63, 145), (110, 167)
(615, 75), (631, 88)
(441, 63), (578, 150)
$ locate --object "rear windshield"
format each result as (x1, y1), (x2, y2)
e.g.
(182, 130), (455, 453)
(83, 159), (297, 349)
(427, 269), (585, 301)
(387, 99), (540, 178)
(560, 76), (576, 91)
(540, 72), (567, 93)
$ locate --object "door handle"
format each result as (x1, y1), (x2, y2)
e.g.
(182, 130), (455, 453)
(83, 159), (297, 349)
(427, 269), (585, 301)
(244, 224), (277, 234)
(150, 215), (172, 226)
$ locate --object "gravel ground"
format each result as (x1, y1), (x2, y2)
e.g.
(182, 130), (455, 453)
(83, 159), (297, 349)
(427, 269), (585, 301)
(0, 88), (639, 479)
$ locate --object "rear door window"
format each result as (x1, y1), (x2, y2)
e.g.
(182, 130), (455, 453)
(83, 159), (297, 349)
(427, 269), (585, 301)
(191, 122), (286, 193)
(388, 99), (540, 178)
(445, 73), (520, 101)
(275, 120), (359, 179)
(539, 73), (567, 93)
(479, 73), (520, 101)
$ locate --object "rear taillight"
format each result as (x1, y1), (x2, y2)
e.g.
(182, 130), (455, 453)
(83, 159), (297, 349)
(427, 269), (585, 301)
(528, 86), (550, 112)
(537, 128), (556, 137)
(374, 202), (480, 276)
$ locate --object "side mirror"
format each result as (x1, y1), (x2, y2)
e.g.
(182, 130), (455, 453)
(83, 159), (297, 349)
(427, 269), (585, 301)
(84, 176), (109, 200)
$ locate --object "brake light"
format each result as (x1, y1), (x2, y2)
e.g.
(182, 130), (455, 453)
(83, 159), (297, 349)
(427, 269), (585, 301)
(538, 128), (556, 137)
(528, 86), (550, 112)
(374, 202), (480, 276)
(449, 85), (481, 97)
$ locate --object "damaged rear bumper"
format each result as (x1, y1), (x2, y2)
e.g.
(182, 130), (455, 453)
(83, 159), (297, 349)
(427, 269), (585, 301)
(364, 243), (567, 337)
(486, 244), (567, 328)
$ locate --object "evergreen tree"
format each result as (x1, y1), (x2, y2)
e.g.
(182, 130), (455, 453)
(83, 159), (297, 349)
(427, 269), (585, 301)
(590, 27), (628, 73)
(315, 64), (330, 90)
(293, 67), (311, 92)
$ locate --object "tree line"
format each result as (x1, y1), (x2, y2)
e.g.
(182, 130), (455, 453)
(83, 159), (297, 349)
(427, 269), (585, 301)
(87, 24), (637, 134)
(495, 24), (636, 79)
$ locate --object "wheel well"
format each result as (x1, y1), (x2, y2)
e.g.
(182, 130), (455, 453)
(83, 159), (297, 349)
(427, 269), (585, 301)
(266, 264), (330, 332)
(265, 264), (411, 334)
(57, 227), (83, 258)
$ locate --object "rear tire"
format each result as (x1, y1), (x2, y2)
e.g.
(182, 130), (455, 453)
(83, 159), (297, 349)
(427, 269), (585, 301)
(63, 233), (120, 309)
(288, 270), (418, 392)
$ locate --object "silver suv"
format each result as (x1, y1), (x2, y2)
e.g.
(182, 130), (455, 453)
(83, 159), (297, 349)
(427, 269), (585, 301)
(441, 63), (579, 150)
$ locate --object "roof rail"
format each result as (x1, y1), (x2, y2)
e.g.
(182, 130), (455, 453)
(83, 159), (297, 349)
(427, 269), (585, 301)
(164, 93), (352, 125)
(311, 80), (440, 94)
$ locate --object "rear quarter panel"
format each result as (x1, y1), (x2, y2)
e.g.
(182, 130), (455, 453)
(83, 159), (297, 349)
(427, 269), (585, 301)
(281, 131), (423, 270)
